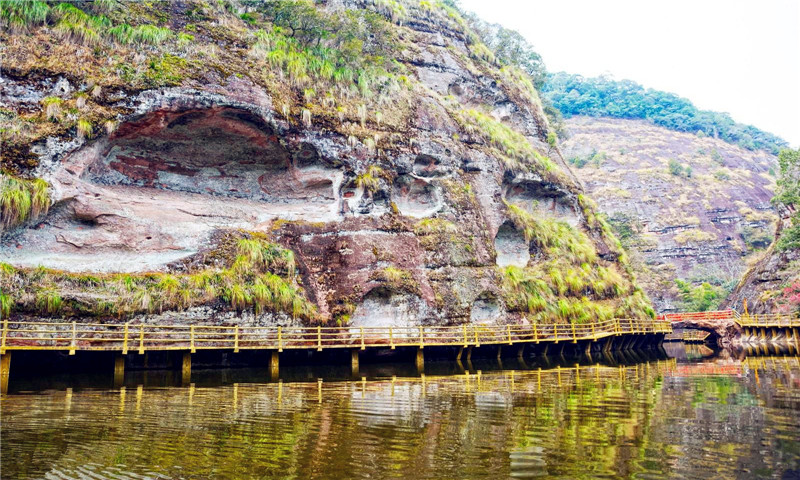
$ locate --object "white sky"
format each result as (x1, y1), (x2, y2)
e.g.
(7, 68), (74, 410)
(459, 0), (800, 147)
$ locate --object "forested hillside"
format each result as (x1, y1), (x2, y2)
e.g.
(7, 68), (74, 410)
(543, 72), (788, 154)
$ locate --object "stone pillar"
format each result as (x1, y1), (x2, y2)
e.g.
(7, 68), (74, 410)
(0, 352), (10, 395)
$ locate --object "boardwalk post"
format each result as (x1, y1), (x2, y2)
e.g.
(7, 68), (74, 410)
(69, 321), (77, 355)
(419, 326), (425, 349)
(122, 323), (129, 355)
(351, 349), (359, 377)
(360, 327), (365, 350)
(1, 319), (8, 355)
(278, 326), (283, 352)
(269, 350), (279, 381)
(114, 354), (125, 387)
(190, 325), (196, 354)
(234, 326), (239, 353)
(389, 327), (395, 349)
(181, 351), (191, 385)
(415, 347), (424, 373)
(0, 352), (10, 394)
(571, 322), (577, 343)
(533, 323), (539, 343)
(317, 325), (322, 352)
(138, 324), (145, 355)
(553, 324), (558, 344)
(507, 324), (512, 345)
(462, 324), (468, 347)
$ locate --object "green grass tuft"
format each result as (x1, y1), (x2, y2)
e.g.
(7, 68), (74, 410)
(1, 175), (50, 230)
(0, 0), (49, 30)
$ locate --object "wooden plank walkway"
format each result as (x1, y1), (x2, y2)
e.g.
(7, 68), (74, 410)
(0, 318), (672, 355)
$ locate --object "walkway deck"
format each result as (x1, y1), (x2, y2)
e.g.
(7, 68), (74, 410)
(0, 318), (671, 355)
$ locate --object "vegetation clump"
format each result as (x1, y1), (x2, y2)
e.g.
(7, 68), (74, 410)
(500, 202), (652, 323)
(456, 109), (557, 174)
(0, 174), (50, 231)
(0, 233), (316, 320)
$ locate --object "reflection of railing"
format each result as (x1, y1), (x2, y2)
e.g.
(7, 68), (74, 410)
(737, 314), (800, 328)
(0, 318), (672, 354)
(664, 330), (710, 343)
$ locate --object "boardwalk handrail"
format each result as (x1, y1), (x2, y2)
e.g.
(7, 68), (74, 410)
(0, 318), (672, 354)
(737, 314), (800, 328)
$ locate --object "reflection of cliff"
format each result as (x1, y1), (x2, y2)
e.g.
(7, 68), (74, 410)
(2, 359), (799, 478)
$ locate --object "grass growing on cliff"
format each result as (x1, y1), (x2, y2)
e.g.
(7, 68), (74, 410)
(356, 165), (389, 194)
(456, 109), (557, 174)
(498, 200), (651, 322)
(0, 0), (49, 30)
(108, 24), (173, 46)
(505, 203), (597, 264)
(0, 234), (316, 321)
(1, 175), (50, 231)
(52, 3), (110, 46)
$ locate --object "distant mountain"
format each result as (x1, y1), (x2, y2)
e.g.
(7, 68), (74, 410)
(542, 72), (788, 154)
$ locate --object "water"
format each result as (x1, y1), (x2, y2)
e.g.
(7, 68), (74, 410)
(2, 348), (800, 479)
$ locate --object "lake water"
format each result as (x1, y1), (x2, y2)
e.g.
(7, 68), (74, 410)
(2, 346), (799, 479)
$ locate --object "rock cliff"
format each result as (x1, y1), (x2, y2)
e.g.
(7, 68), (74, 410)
(0, 0), (654, 327)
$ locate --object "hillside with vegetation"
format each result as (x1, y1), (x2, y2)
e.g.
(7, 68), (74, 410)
(0, 0), (655, 326)
(560, 116), (778, 312)
(543, 72), (788, 154)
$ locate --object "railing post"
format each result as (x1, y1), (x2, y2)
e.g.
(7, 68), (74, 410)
(507, 324), (512, 344)
(138, 324), (145, 355)
(122, 323), (129, 355)
(419, 326), (424, 349)
(553, 323), (557, 341)
(474, 327), (480, 347)
(571, 322), (577, 343)
(1, 319), (8, 355)
(591, 322), (596, 339)
(389, 327), (395, 349)
(278, 326), (283, 352)
(190, 325), (196, 353)
(69, 321), (77, 355)
(462, 324), (468, 347)
(317, 325), (322, 351)
(533, 323), (538, 343)
(234, 326), (239, 353)
(360, 326), (365, 350)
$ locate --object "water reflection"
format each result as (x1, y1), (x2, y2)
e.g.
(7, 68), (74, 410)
(2, 351), (800, 479)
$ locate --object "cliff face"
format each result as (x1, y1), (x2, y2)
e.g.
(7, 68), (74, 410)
(0, 0), (653, 326)
(723, 209), (800, 314)
(560, 116), (778, 311)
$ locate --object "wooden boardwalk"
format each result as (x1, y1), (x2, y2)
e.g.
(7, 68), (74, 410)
(0, 318), (670, 393)
(0, 318), (670, 355)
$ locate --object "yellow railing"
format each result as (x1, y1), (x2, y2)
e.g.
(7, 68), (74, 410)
(737, 314), (800, 328)
(0, 318), (671, 354)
